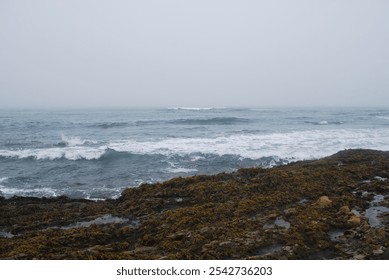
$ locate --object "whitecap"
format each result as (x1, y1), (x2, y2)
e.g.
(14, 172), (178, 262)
(0, 177), (8, 183)
(190, 155), (206, 161)
(2, 129), (389, 164)
(58, 134), (97, 147)
(107, 128), (389, 162)
(0, 185), (59, 198)
(164, 167), (198, 173)
(0, 146), (107, 160)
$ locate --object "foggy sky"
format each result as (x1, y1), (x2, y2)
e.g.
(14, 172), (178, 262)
(1, 0), (388, 108)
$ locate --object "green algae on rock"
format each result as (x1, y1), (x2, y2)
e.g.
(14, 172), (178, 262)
(1, 149), (389, 259)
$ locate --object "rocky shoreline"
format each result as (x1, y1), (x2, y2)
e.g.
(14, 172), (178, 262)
(1, 149), (389, 259)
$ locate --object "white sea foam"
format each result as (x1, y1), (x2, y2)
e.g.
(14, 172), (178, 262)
(0, 146), (107, 160)
(0, 177), (8, 183)
(1, 129), (389, 162)
(108, 129), (389, 161)
(59, 134), (97, 146)
(190, 155), (206, 161)
(376, 116), (389, 120)
(164, 167), (198, 173)
(0, 185), (59, 198)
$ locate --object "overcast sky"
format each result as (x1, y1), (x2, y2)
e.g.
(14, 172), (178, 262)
(0, 0), (388, 108)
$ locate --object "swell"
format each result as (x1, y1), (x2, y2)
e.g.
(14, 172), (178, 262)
(168, 117), (251, 125)
(91, 122), (129, 129)
(87, 117), (252, 128)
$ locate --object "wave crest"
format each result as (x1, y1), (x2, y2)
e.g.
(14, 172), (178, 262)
(0, 146), (107, 160)
(57, 134), (97, 147)
(1, 129), (389, 162)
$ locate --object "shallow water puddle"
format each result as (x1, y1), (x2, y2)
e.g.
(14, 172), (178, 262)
(263, 217), (290, 229)
(61, 214), (130, 229)
(0, 231), (14, 238)
(365, 194), (389, 227)
(255, 244), (282, 256)
(328, 229), (345, 241)
(365, 206), (389, 227)
(274, 217), (290, 229)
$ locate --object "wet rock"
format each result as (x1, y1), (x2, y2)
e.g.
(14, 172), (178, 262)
(339, 206), (350, 214)
(317, 196), (332, 208)
(351, 209), (361, 217)
(353, 254), (365, 260)
(347, 215), (361, 226)
(374, 176), (387, 182)
(373, 248), (384, 255)
(283, 208), (297, 216)
(274, 217), (290, 229)
(134, 246), (157, 253)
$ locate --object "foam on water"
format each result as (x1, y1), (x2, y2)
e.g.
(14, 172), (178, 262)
(107, 129), (389, 161)
(1, 129), (389, 162)
(58, 134), (97, 146)
(0, 177), (8, 183)
(0, 185), (59, 198)
(164, 167), (199, 173)
(0, 146), (107, 160)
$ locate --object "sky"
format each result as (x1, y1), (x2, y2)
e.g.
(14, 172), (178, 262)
(0, 0), (388, 108)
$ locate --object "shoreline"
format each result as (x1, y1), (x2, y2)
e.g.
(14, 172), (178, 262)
(1, 149), (388, 259)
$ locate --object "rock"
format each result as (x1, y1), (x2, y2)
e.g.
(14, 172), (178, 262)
(283, 208), (297, 216)
(283, 246), (293, 254)
(350, 209), (361, 217)
(134, 246), (156, 253)
(317, 196), (332, 207)
(373, 248), (384, 255)
(354, 254), (365, 260)
(219, 241), (233, 247)
(347, 215), (361, 226)
(339, 206), (350, 214)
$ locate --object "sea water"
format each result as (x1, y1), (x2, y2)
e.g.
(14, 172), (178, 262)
(0, 107), (388, 199)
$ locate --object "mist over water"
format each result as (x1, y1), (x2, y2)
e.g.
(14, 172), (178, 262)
(1, 107), (389, 199)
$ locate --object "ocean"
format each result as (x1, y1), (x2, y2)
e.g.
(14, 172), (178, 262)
(0, 107), (388, 199)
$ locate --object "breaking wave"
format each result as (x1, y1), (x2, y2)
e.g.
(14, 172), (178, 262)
(2, 129), (388, 162)
(57, 134), (97, 147)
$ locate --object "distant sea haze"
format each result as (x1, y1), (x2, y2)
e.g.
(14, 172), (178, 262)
(0, 107), (388, 199)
